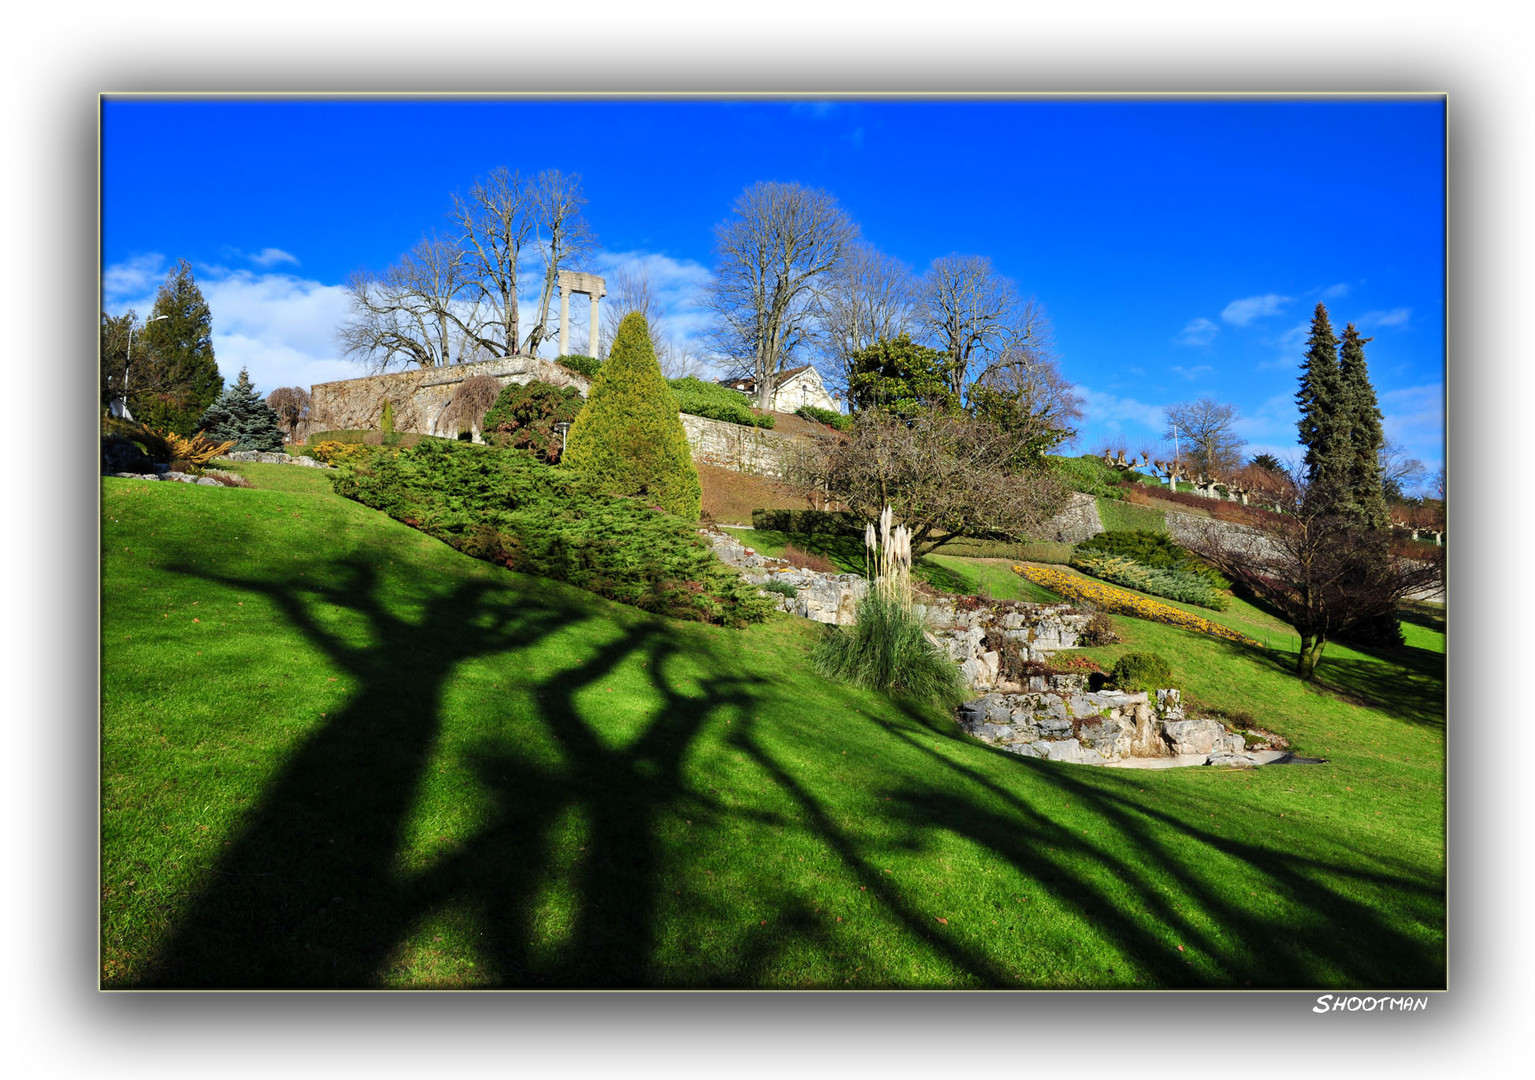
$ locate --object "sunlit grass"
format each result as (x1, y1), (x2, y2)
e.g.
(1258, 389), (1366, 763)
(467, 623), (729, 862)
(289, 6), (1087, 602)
(101, 466), (1445, 989)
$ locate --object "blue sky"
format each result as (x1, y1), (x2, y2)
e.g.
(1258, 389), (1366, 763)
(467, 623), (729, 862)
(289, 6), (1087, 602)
(101, 96), (1445, 484)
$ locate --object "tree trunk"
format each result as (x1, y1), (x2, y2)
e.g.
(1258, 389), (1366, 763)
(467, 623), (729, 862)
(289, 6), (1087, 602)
(1296, 633), (1327, 680)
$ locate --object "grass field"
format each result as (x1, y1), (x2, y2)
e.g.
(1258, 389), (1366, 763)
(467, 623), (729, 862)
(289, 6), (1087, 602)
(100, 463), (1445, 989)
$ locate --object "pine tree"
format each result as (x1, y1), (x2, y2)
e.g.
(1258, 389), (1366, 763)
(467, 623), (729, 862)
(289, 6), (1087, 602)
(1338, 323), (1390, 530)
(132, 259), (224, 434)
(563, 312), (701, 520)
(1295, 303), (1346, 492)
(197, 368), (286, 452)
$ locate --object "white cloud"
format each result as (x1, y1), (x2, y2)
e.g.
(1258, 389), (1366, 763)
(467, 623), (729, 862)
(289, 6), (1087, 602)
(1320, 282), (1351, 300)
(1221, 293), (1291, 326)
(1170, 364), (1214, 380)
(1173, 317), (1219, 347)
(250, 247), (299, 267)
(103, 253), (358, 393)
(102, 252), (167, 304)
(1359, 307), (1412, 330)
(1076, 386), (1167, 432)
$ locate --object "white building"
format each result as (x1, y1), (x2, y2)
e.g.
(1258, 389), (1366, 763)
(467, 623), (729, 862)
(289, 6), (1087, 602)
(718, 364), (841, 414)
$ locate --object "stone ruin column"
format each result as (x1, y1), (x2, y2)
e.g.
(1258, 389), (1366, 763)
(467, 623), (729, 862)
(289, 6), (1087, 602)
(555, 270), (607, 358)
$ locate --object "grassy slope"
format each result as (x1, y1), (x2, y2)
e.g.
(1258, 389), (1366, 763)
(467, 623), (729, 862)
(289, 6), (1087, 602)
(101, 464), (1444, 989)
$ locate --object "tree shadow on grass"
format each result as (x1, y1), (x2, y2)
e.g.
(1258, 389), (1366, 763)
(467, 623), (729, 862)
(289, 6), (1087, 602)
(725, 689), (1442, 989)
(879, 705), (1444, 988)
(134, 556), (764, 988)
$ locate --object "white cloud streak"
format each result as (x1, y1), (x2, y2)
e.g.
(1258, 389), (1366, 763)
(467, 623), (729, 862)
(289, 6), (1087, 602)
(1173, 317), (1219, 347)
(1221, 293), (1290, 326)
(1359, 307), (1412, 330)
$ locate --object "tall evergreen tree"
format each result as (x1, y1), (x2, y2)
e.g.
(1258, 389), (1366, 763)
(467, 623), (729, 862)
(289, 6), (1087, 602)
(132, 259), (223, 434)
(563, 312), (701, 520)
(197, 368), (286, 452)
(1295, 302), (1345, 490)
(1338, 323), (1390, 529)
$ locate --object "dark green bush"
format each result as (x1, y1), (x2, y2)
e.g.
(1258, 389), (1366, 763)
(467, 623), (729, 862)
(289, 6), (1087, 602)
(481, 380), (585, 462)
(332, 440), (772, 627)
(795, 405), (850, 430)
(555, 354), (603, 379)
(1108, 652), (1174, 693)
(669, 377), (776, 428)
(812, 595), (966, 706)
(762, 579), (798, 599)
(751, 508), (864, 535)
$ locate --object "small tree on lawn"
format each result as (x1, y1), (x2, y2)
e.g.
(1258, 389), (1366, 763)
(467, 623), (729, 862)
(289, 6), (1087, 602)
(563, 311), (701, 520)
(266, 386), (311, 442)
(1180, 476), (1442, 680)
(197, 367), (285, 452)
(803, 406), (1069, 557)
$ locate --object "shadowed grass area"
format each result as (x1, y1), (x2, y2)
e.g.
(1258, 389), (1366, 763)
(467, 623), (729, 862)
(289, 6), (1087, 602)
(101, 465), (1444, 989)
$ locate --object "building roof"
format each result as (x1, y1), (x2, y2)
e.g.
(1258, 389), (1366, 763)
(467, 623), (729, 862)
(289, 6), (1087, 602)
(718, 364), (819, 394)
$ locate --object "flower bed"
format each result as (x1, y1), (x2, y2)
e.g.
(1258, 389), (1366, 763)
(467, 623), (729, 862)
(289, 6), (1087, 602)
(1012, 564), (1263, 648)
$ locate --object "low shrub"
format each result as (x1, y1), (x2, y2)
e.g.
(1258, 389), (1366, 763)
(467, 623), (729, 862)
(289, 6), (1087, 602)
(669, 377), (776, 428)
(1078, 610), (1120, 646)
(157, 429), (236, 470)
(812, 594), (965, 706)
(1109, 651), (1173, 693)
(201, 469), (253, 488)
(555, 354), (602, 380)
(762, 579), (798, 599)
(781, 544), (839, 574)
(308, 441), (371, 467)
(1069, 552), (1230, 611)
(480, 380), (585, 462)
(332, 440), (774, 627)
(1075, 530), (1229, 588)
(795, 405), (850, 430)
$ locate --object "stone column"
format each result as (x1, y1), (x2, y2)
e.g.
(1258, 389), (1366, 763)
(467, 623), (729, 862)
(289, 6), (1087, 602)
(589, 293), (601, 359)
(558, 284), (570, 357)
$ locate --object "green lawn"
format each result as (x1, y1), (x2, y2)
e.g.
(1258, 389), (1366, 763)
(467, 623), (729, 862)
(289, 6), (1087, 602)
(101, 464), (1445, 989)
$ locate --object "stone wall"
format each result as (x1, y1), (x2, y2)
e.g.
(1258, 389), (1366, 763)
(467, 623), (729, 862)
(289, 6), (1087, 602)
(308, 357), (591, 438)
(680, 413), (803, 480)
(1041, 492), (1104, 543)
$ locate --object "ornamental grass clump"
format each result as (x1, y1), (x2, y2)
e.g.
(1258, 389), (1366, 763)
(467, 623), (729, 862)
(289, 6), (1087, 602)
(813, 506), (964, 706)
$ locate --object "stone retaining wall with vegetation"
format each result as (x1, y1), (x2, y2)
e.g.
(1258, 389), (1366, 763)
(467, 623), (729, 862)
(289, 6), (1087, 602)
(308, 357), (590, 437)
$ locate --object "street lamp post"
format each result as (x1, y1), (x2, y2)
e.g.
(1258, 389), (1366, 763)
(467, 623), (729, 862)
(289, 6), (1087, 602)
(118, 313), (170, 421)
(554, 421), (571, 461)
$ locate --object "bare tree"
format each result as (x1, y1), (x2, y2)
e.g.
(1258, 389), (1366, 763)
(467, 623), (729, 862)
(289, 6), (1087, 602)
(811, 241), (916, 394)
(600, 262), (667, 360)
(1180, 476), (1443, 679)
(523, 170), (596, 357)
(338, 234), (480, 371)
(966, 341), (1083, 464)
(1163, 397), (1247, 478)
(1379, 439), (1428, 501)
(706, 181), (858, 411)
(266, 386), (311, 441)
(450, 167), (535, 357)
(801, 407), (1069, 558)
(658, 335), (709, 381)
(920, 255), (1022, 399)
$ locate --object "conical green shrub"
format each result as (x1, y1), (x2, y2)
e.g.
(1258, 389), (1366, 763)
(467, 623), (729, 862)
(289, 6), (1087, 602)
(562, 312), (701, 520)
